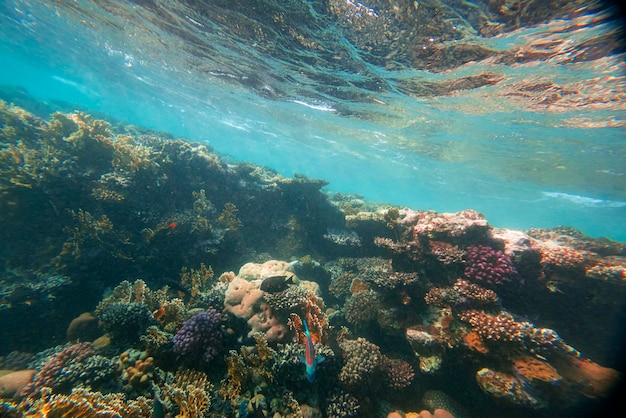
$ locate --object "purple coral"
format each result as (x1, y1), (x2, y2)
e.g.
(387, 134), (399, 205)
(464, 245), (515, 285)
(173, 308), (224, 366)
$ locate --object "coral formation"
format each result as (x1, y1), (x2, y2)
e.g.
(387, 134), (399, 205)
(476, 367), (542, 408)
(173, 308), (225, 367)
(97, 302), (157, 344)
(463, 245), (516, 285)
(20, 342), (97, 398)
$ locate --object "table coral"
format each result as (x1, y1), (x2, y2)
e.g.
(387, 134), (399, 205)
(424, 279), (499, 308)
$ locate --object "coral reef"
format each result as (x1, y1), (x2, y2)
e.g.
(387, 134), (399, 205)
(1, 103), (625, 418)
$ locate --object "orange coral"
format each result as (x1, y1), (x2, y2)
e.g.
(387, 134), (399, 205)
(462, 331), (489, 354)
(287, 290), (329, 345)
(512, 355), (561, 384)
(539, 245), (585, 269)
(558, 356), (622, 398)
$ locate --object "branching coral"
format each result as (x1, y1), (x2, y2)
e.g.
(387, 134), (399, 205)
(219, 334), (276, 406)
(218, 202), (243, 231)
(16, 386), (152, 417)
(338, 337), (381, 390)
(464, 245), (515, 285)
(161, 369), (212, 418)
(97, 302), (156, 345)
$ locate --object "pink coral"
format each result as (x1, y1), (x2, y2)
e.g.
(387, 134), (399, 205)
(223, 276), (265, 319)
(247, 302), (288, 342)
(464, 245), (515, 285)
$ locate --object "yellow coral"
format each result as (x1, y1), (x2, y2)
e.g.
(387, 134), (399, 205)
(218, 202), (242, 231)
(180, 263), (214, 300)
(19, 387), (151, 418)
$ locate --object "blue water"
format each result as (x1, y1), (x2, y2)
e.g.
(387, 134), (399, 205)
(1, 0), (625, 241)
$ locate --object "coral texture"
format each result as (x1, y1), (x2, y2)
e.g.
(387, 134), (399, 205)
(173, 308), (224, 366)
(464, 245), (515, 285)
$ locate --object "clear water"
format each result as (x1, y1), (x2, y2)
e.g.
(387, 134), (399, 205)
(1, 0), (624, 240)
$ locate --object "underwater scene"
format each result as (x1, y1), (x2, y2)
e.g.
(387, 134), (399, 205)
(0, 0), (625, 417)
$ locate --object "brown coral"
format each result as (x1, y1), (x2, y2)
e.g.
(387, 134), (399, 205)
(125, 356), (154, 390)
(538, 244), (585, 270)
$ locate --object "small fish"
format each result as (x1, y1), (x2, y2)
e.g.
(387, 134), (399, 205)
(298, 320), (325, 383)
(153, 388), (165, 418)
(260, 274), (295, 293)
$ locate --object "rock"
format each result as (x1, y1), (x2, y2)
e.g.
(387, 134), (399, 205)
(0, 369), (36, 397)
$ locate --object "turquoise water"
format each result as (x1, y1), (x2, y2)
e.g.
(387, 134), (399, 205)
(1, 0), (625, 240)
(1, 2), (626, 417)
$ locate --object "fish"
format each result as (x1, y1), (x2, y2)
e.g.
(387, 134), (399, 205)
(298, 319), (325, 383)
(152, 388), (165, 418)
(260, 274), (295, 293)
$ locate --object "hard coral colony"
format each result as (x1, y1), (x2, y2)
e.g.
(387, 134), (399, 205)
(0, 103), (624, 418)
